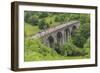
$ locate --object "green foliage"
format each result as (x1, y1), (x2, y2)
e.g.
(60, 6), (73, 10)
(24, 11), (90, 61)
(84, 38), (90, 48)
(39, 12), (49, 18)
(30, 15), (39, 25)
(67, 14), (80, 22)
(55, 14), (65, 22)
(72, 23), (90, 48)
(24, 38), (88, 61)
(80, 23), (90, 39)
(72, 31), (86, 48)
(24, 38), (63, 61)
(38, 18), (50, 29)
(62, 38), (84, 56)
(24, 23), (40, 36)
(80, 14), (90, 24)
(83, 38), (90, 58)
(24, 11), (90, 36)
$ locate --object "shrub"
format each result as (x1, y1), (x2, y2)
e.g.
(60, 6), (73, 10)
(24, 38), (61, 61)
(62, 38), (84, 56)
(24, 52), (43, 61)
(83, 38), (90, 58)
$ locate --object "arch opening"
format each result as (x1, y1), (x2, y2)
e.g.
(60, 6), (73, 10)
(48, 36), (54, 48)
(72, 26), (77, 31)
(57, 32), (63, 47)
(65, 29), (69, 42)
(71, 26), (77, 35)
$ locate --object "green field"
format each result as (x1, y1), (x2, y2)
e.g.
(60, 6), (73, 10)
(24, 23), (40, 36)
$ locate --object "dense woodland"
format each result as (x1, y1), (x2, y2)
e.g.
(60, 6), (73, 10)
(24, 11), (90, 61)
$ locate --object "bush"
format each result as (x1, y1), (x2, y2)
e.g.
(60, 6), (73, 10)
(24, 52), (43, 61)
(71, 23), (90, 48)
(62, 39), (84, 56)
(83, 38), (90, 58)
(24, 38), (61, 61)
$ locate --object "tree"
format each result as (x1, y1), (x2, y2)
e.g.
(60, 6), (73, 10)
(38, 19), (49, 29)
(30, 15), (39, 25)
(55, 14), (65, 22)
(24, 12), (31, 23)
(83, 38), (90, 57)
(72, 30), (86, 48)
(39, 12), (49, 18)
(80, 14), (90, 24)
(72, 22), (90, 48)
(62, 38), (84, 56)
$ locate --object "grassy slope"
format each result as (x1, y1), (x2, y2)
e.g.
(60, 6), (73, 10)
(24, 38), (90, 61)
(24, 23), (40, 36)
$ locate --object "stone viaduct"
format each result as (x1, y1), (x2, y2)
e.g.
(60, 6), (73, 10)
(32, 21), (80, 49)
